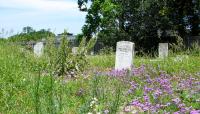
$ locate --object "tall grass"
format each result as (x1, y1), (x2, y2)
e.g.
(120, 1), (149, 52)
(0, 41), (199, 113)
(0, 42), (85, 113)
(88, 54), (200, 73)
(0, 42), (35, 113)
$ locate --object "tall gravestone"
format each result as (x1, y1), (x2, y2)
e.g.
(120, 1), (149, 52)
(34, 42), (44, 57)
(159, 43), (168, 58)
(115, 41), (135, 70)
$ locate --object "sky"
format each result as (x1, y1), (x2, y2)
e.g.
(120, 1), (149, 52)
(0, 0), (87, 38)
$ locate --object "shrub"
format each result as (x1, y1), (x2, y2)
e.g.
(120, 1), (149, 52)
(187, 41), (200, 56)
(44, 30), (96, 77)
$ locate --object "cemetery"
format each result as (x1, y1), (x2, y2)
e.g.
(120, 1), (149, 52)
(0, 36), (200, 113)
(0, 0), (200, 114)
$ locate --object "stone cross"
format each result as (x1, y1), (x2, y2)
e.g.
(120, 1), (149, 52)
(159, 43), (168, 58)
(115, 41), (135, 70)
(34, 42), (44, 57)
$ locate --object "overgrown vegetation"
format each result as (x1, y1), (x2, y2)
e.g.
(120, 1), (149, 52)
(0, 40), (199, 113)
(1, 0), (199, 113)
(43, 30), (96, 78)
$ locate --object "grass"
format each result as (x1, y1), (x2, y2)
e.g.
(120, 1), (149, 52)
(0, 42), (199, 113)
(88, 54), (200, 74)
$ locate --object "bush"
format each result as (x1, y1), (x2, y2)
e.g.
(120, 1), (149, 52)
(44, 31), (96, 77)
(187, 41), (200, 56)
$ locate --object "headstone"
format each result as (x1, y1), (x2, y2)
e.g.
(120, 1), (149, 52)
(115, 41), (135, 70)
(72, 47), (78, 54)
(90, 51), (94, 55)
(159, 43), (168, 58)
(34, 42), (44, 57)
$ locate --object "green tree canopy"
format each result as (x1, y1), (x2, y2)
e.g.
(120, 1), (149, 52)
(78, 0), (200, 53)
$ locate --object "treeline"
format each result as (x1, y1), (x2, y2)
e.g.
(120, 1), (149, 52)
(78, 0), (200, 53)
(8, 26), (55, 42)
(0, 38), (6, 42)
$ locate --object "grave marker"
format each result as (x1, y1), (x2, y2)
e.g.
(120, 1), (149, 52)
(34, 42), (44, 57)
(72, 47), (78, 54)
(159, 43), (168, 58)
(115, 41), (134, 70)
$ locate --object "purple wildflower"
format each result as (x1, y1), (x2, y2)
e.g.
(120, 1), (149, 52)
(130, 99), (140, 106)
(108, 69), (128, 77)
(143, 95), (150, 102)
(173, 111), (180, 114)
(178, 103), (186, 108)
(127, 81), (138, 94)
(153, 89), (162, 99)
(172, 98), (181, 104)
(190, 110), (200, 114)
(132, 65), (145, 76)
(145, 75), (152, 83)
(144, 85), (153, 94)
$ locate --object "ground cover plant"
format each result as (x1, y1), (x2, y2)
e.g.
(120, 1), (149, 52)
(0, 40), (199, 113)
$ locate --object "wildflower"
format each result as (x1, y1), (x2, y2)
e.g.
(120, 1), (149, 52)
(153, 89), (162, 99)
(127, 81), (137, 94)
(124, 106), (131, 112)
(108, 69), (127, 77)
(130, 81), (137, 89)
(173, 111), (180, 114)
(166, 102), (171, 106)
(132, 65), (145, 75)
(145, 75), (152, 83)
(178, 103), (185, 108)
(155, 104), (161, 109)
(93, 97), (98, 102)
(172, 98), (181, 104)
(104, 110), (109, 114)
(143, 95), (150, 102)
(144, 85), (153, 94)
(190, 110), (200, 114)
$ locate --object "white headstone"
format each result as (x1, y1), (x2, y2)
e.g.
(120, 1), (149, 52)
(115, 41), (134, 70)
(159, 43), (168, 58)
(90, 51), (94, 55)
(34, 42), (44, 57)
(72, 47), (78, 54)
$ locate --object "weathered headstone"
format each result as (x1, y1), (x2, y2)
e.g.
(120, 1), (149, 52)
(115, 41), (135, 70)
(34, 42), (44, 57)
(90, 51), (94, 55)
(72, 47), (78, 54)
(159, 43), (168, 58)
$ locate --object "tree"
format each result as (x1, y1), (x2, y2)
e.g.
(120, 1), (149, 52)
(22, 26), (35, 33)
(78, 0), (200, 53)
(8, 27), (55, 42)
(169, 0), (200, 36)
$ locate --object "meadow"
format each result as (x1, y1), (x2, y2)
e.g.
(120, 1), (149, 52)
(0, 41), (199, 114)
